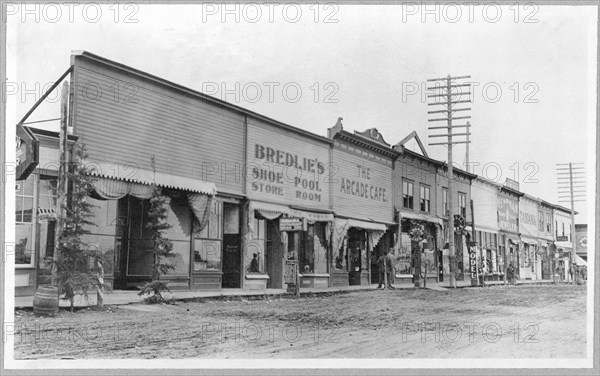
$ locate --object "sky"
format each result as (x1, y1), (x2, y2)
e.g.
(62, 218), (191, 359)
(6, 3), (597, 223)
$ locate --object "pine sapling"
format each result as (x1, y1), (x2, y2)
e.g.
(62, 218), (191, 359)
(138, 185), (176, 303)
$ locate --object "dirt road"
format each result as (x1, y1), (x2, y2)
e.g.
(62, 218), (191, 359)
(13, 284), (587, 359)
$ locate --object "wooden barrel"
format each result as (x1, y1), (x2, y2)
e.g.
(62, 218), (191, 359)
(33, 285), (59, 317)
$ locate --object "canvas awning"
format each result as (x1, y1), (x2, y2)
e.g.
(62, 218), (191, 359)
(346, 218), (388, 232)
(249, 201), (334, 222)
(88, 162), (217, 195)
(574, 254), (587, 266)
(249, 201), (289, 220)
(400, 211), (443, 226)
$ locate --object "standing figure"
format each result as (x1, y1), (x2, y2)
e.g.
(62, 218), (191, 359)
(250, 253), (259, 273)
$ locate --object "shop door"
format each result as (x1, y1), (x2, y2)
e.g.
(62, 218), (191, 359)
(113, 196), (129, 289)
(541, 257), (551, 279)
(114, 196), (153, 289)
(222, 203), (241, 288)
(438, 249), (444, 282)
(266, 220), (284, 289)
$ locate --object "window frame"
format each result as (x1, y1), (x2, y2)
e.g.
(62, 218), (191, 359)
(193, 199), (224, 271)
(442, 187), (448, 216)
(15, 174), (38, 268)
(419, 184), (430, 213)
(402, 179), (414, 210)
(458, 192), (467, 218)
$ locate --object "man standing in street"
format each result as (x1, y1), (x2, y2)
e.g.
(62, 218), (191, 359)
(376, 249), (396, 289)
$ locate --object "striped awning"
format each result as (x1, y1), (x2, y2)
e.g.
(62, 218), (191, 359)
(87, 161), (216, 195)
(249, 201), (334, 222)
(37, 207), (56, 219)
(400, 210), (443, 226)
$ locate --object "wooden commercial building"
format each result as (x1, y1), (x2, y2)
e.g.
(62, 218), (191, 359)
(14, 51), (570, 297)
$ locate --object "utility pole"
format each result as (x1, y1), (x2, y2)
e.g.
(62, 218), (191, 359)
(427, 75), (472, 288)
(557, 162), (585, 283)
(52, 82), (70, 286)
(465, 121), (471, 173)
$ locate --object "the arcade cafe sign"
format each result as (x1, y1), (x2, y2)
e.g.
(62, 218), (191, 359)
(16, 124), (39, 181)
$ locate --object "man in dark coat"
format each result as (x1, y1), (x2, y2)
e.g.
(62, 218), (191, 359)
(377, 250), (395, 289)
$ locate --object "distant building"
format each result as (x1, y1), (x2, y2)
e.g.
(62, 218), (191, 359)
(575, 224), (588, 262)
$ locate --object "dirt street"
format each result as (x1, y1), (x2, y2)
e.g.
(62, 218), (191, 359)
(13, 284), (586, 359)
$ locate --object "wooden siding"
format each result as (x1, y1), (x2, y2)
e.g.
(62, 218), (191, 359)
(332, 144), (393, 223)
(436, 171), (473, 221)
(394, 155), (438, 215)
(246, 118), (331, 210)
(471, 180), (500, 232)
(72, 58), (245, 195)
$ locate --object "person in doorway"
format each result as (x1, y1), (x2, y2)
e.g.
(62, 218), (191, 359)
(249, 253), (260, 273)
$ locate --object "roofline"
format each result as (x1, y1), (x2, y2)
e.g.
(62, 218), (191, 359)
(522, 193), (542, 203)
(435, 160), (478, 180)
(334, 130), (397, 158)
(499, 185), (524, 197)
(474, 175), (503, 189)
(25, 126), (79, 141)
(552, 204), (579, 215)
(70, 50), (332, 145)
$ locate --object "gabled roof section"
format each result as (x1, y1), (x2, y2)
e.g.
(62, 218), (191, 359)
(394, 131), (428, 158)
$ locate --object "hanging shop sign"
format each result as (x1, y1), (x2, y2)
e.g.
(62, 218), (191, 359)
(468, 247), (478, 285)
(246, 119), (331, 209)
(16, 124), (39, 181)
(279, 218), (305, 232)
(556, 236), (569, 242)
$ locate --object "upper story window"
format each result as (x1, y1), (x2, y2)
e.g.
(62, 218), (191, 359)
(442, 187), (448, 216)
(458, 192), (467, 218)
(403, 179), (414, 209)
(546, 214), (552, 232)
(538, 212), (544, 232)
(420, 185), (430, 213)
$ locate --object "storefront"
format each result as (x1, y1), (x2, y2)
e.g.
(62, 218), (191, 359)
(519, 195), (541, 280)
(14, 128), (73, 296)
(391, 138), (444, 286)
(394, 212), (442, 285)
(554, 205), (574, 282)
(328, 124), (395, 287)
(498, 183), (522, 280)
(539, 201), (555, 280)
(471, 178), (503, 282)
(435, 164), (476, 282)
(245, 118), (333, 290)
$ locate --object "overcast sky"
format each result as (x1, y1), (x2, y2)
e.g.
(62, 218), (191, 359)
(6, 3), (596, 223)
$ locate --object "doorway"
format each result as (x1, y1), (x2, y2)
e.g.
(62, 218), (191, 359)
(113, 196), (153, 290)
(221, 202), (241, 288)
(266, 220), (284, 289)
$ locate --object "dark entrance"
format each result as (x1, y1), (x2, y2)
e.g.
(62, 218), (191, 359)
(113, 196), (152, 290)
(221, 202), (241, 288)
(266, 220), (284, 289)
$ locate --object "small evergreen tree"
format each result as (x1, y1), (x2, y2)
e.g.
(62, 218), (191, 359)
(137, 184), (176, 303)
(52, 143), (104, 312)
